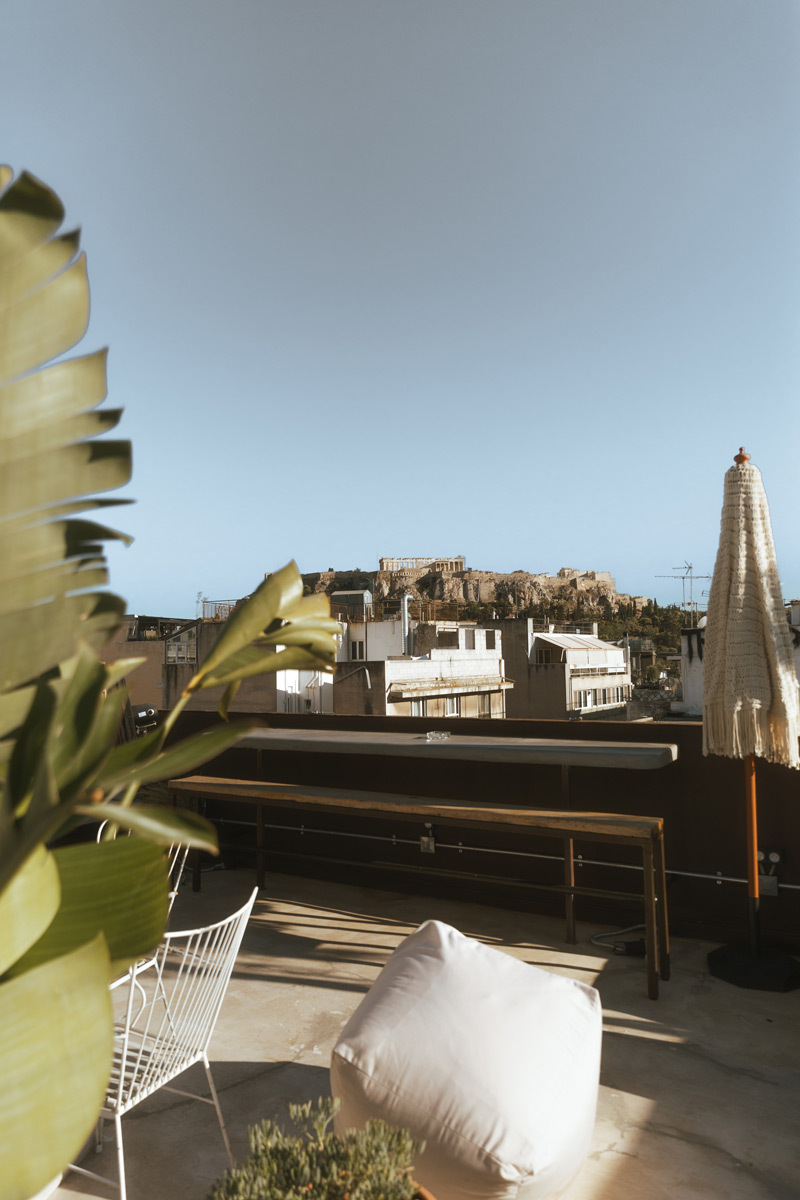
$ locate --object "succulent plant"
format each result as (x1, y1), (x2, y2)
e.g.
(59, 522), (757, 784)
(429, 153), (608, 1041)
(209, 1098), (425, 1200)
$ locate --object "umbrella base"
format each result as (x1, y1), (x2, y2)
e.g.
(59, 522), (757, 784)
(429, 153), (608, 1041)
(707, 943), (800, 992)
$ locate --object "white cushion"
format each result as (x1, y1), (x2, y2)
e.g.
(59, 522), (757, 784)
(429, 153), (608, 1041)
(331, 920), (601, 1200)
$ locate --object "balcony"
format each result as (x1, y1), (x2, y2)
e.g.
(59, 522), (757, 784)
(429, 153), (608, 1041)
(58, 863), (799, 1200)
(57, 713), (800, 1199)
(171, 712), (799, 951)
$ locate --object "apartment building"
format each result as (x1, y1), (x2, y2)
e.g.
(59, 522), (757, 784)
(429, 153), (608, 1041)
(486, 618), (631, 719)
(334, 612), (511, 718)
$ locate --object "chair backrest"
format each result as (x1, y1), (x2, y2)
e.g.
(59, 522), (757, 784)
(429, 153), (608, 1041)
(165, 841), (190, 909)
(111, 888), (258, 1111)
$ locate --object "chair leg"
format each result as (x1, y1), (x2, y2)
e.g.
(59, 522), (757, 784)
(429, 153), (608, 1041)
(203, 1054), (234, 1167)
(114, 1113), (127, 1200)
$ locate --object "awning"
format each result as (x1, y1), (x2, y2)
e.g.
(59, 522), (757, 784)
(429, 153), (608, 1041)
(387, 676), (514, 701)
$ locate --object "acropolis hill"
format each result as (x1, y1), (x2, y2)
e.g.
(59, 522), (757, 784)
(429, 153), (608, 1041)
(302, 558), (651, 613)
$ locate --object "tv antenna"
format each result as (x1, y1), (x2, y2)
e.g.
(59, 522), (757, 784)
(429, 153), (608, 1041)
(656, 561), (711, 627)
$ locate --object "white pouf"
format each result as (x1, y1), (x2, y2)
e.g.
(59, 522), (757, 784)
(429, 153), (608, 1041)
(331, 920), (602, 1200)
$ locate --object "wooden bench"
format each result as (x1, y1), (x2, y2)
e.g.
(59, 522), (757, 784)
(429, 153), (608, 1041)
(168, 775), (670, 999)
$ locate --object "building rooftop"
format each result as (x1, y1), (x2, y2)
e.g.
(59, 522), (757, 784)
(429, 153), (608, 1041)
(534, 632), (614, 651)
(58, 866), (799, 1200)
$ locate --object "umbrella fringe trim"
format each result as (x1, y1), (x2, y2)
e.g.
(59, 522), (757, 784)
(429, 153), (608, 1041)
(703, 698), (800, 769)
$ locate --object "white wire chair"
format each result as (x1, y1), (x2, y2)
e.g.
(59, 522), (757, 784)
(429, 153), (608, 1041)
(68, 887), (258, 1200)
(96, 822), (192, 1020)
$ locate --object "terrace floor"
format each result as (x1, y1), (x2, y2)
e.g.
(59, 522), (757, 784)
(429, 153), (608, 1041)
(58, 867), (800, 1200)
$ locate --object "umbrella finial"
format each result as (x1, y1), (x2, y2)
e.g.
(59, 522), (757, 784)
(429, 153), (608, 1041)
(734, 447), (750, 466)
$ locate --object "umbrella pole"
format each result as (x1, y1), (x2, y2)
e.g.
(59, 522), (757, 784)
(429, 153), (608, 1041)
(744, 753), (760, 956)
(708, 750), (800, 990)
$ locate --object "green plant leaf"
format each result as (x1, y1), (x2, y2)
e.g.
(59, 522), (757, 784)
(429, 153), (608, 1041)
(0, 591), (126, 693)
(0, 349), (108, 436)
(219, 679), (241, 719)
(257, 613), (341, 647)
(0, 560), (110, 612)
(97, 720), (169, 779)
(0, 438), (131, 521)
(77, 801), (219, 854)
(0, 684), (35, 739)
(103, 655), (146, 690)
(0, 227), (80, 311)
(203, 644), (334, 690)
(0, 168), (65, 269)
(7, 680), (57, 813)
(8, 838), (168, 979)
(96, 720), (264, 791)
(289, 592), (332, 619)
(0, 407), (122, 468)
(192, 561), (304, 684)
(23, 734), (60, 834)
(0, 844), (60, 976)
(52, 663), (129, 801)
(0, 934), (113, 1200)
(0, 516), (131, 583)
(0, 253), (89, 383)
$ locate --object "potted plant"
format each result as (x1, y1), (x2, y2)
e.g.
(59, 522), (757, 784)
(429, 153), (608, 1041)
(208, 1099), (435, 1200)
(0, 165), (339, 1200)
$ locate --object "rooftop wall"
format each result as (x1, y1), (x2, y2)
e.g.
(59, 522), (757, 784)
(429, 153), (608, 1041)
(167, 711), (800, 951)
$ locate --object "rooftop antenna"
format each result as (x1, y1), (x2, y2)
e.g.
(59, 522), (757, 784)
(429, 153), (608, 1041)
(656, 561), (712, 627)
(195, 591), (202, 619)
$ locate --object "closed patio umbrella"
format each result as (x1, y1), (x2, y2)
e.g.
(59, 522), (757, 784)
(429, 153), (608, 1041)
(703, 448), (800, 990)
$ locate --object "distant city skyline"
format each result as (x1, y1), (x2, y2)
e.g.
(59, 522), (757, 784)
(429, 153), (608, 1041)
(5, 1), (799, 613)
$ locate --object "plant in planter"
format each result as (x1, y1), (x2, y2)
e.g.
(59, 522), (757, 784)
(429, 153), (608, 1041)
(208, 1098), (433, 1200)
(0, 166), (339, 1200)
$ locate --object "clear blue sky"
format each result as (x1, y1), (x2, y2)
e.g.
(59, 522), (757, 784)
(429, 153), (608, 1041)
(5, 1), (799, 615)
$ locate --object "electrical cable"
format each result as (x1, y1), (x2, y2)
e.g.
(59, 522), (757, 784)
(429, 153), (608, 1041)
(590, 923), (647, 956)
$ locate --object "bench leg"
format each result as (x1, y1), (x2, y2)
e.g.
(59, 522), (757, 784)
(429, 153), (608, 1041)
(563, 836), (576, 943)
(256, 802), (265, 889)
(655, 832), (670, 981)
(171, 790), (203, 893)
(642, 843), (658, 999)
(188, 795), (202, 892)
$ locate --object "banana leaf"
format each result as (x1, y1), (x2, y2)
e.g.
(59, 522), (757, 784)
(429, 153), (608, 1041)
(0, 844), (60, 976)
(7, 838), (169, 980)
(0, 934), (113, 1200)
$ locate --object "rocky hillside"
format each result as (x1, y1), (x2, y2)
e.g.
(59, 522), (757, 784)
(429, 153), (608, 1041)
(302, 565), (650, 615)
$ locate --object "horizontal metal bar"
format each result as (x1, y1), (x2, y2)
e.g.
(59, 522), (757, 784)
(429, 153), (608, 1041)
(261, 849), (641, 902)
(215, 816), (800, 891)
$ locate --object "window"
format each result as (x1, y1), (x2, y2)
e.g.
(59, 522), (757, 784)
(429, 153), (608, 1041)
(411, 699), (427, 717)
(478, 692), (491, 717)
(445, 695), (461, 717)
(485, 630), (496, 650)
(166, 636), (197, 664)
(351, 640), (364, 660)
(437, 631), (459, 649)
(464, 629), (475, 650)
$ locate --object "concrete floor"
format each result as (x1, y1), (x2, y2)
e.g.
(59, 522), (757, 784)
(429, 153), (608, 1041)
(58, 867), (800, 1200)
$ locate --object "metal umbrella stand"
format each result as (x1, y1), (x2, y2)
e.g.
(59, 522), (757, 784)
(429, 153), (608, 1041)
(703, 449), (800, 991)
